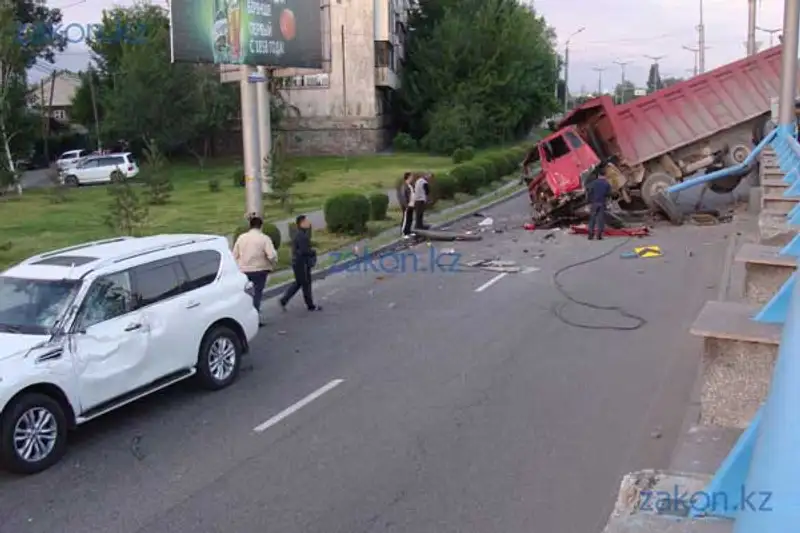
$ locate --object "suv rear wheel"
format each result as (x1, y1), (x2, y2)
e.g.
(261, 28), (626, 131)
(0, 393), (68, 475)
(196, 326), (242, 390)
(64, 175), (79, 187)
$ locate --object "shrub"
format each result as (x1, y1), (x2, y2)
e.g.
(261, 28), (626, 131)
(368, 192), (390, 220)
(450, 163), (484, 195)
(431, 172), (457, 200)
(454, 192), (472, 204)
(208, 178), (221, 192)
(451, 146), (475, 164)
(488, 154), (513, 178)
(474, 159), (498, 184)
(293, 168), (309, 182)
(142, 139), (173, 206)
(232, 169), (245, 187)
(392, 132), (418, 152)
(232, 221), (282, 249)
(324, 192), (371, 234)
(104, 179), (148, 236)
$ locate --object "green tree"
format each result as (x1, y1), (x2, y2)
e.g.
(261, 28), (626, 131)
(396, 0), (558, 154)
(646, 63), (662, 94)
(0, 0), (65, 193)
(662, 77), (683, 88)
(614, 80), (636, 104)
(190, 65), (238, 166)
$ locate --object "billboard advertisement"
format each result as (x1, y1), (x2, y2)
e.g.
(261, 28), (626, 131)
(169, 0), (323, 69)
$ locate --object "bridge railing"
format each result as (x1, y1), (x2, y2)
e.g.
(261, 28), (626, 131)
(689, 123), (800, 532)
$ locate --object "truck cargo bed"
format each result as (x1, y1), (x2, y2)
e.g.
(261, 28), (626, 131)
(559, 45), (793, 167)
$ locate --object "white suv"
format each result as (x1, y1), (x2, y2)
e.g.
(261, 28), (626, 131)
(55, 149), (88, 172)
(61, 153), (139, 186)
(0, 235), (259, 474)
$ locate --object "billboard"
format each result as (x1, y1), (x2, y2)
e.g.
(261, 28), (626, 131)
(169, 0), (323, 69)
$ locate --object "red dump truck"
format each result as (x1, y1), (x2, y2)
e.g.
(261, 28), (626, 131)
(525, 45), (794, 224)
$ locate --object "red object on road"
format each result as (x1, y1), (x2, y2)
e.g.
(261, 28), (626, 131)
(523, 223), (536, 231)
(569, 224), (650, 237)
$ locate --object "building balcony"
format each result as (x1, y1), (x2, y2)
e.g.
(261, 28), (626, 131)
(375, 66), (399, 89)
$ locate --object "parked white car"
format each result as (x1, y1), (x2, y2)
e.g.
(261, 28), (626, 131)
(0, 235), (260, 474)
(60, 152), (139, 186)
(55, 149), (89, 172)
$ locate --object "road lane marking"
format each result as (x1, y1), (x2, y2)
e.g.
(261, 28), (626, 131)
(474, 272), (508, 292)
(253, 379), (344, 433)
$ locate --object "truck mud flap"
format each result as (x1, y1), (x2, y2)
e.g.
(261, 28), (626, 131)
(653, 191), (684, 226)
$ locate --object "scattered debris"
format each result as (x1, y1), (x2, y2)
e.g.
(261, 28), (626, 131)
(415, 229), (483, 241)
(388, 302), (396, 309)
(521, 267), (541, 274)
(570, 224), (650, 237)
(543, 232), (557, 241)
(278, 330), (287, 335)
(440, 248), (456, 254)
(465, 259), (522, 273)
(621, 245), (664, 259)
(651, 428), (663, 439)
(478, 217), (494, 227)
(130, 435), (146, 461)
(523, 223), (536, 231)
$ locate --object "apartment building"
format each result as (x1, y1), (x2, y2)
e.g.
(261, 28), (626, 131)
(221, 0), (411, 155)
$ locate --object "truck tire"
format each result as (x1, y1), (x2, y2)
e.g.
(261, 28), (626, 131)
(653, 191), (684, 226)
(641, 172), (676, 210)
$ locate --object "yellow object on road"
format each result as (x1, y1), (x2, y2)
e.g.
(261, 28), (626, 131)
(633, 245), (663, 258)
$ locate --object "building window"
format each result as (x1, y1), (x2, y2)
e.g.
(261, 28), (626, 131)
(276, 73), (330, 89)
(51, 109), (67, 120)
(375, 41), (393, 69)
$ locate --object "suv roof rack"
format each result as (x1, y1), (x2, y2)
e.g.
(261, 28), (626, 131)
(23, 237), (133, 264)
(84, 236), (220, 275)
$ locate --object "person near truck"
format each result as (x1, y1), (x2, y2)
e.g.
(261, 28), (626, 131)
(413, 173), (431, 230)
(400, 172), (416, 238)
(233, 215), (278, 320)
(279, 215), (322, 312)
(586, 163), (611, 240)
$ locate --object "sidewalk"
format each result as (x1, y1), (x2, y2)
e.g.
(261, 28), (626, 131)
(273, 187), (397, 240)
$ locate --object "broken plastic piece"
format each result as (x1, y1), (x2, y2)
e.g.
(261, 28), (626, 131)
(478, 217), (494, 226)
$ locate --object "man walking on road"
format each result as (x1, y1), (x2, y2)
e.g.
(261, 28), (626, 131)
(233, 215), (278, 322)
(414, 173), (431, 230)
(586, 163), (611, 241)
(280, 215), (322, 312)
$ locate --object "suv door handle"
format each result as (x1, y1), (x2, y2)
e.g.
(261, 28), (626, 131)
(186, 302), (201, 309)
(124, 323), (142, 332)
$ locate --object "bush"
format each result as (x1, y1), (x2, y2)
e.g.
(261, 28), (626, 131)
(450, 163), (484, 195)
(232, 221), (282, 249)
(324, 192), (371, 234)
(208, 178), (221, 192)
(431, 173), (457, 200)
(232, 169), (245, 187)
(392, 132), (418, 152)
(474, 159), (498, 184)
(293, 168), (309, 182)
(368, 192), (390, 220)
(451, 146), (475, 164)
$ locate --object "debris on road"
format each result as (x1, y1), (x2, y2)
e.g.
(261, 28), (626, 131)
(569, 224), (650, 237)
(523, 223), (536, 231)
(465, 259), (522, 273)
(415, 229), (483, 241)
(621, 245), (664, 259)
(478, 217), (494, 227)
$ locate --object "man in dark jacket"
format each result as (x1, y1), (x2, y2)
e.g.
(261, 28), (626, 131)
(400, 172), (415, 238)
(279, 215), (322, 311)
(586, 163), (612, 240)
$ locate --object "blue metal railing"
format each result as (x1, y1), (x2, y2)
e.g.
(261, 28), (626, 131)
(692, 123), (800, 531)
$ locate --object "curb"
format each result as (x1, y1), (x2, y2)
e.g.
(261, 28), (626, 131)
(262, 183), (528, 300)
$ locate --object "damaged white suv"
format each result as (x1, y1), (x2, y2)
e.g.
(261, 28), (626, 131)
(0, 235), (259, 474)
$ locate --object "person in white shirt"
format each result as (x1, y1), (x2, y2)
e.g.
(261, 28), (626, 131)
(413, 173), (430, 230)
(232, 215), (278, 318)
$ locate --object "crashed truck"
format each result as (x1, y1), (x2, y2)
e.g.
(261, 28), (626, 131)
(525, 44), (798, 226)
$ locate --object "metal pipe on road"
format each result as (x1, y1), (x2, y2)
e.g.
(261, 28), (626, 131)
(777, 0), (800, 127)
(241, 65), (263, 216)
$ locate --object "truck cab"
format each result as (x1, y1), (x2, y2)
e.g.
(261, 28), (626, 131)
(526, 126), (601, 204)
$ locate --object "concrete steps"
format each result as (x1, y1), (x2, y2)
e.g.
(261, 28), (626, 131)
(734, 242), (797, 304)
(761, 176), (788, 196)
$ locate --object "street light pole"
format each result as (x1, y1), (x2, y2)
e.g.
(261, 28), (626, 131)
(645, 55), (665, 90)
(777, 0), (800, 127)
(563, 26), (585, 113)
(747, 0), (758, 55)
(593, 67), (606, 95)
(683, 45), (699, 76)
(758, 26), (782, 47)
(241, 66), (263, 217)
(613, 60), (629, 103)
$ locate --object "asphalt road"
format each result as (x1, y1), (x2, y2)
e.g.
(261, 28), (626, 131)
(0, 195), (734, 533)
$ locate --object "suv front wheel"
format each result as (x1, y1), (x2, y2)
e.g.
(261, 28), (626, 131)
(0, 393), (68, 475)
(196, 326), (242, 390)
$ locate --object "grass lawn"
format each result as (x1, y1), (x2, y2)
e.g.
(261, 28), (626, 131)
(0, 145), (529, 270)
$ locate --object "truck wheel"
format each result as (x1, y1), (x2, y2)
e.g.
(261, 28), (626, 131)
(641, 172), (676, 210)
(725, 144), (751, 167)
(653, 191), (684, 226)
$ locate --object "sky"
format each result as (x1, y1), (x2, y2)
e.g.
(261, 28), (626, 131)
(35, 0), (789, 95)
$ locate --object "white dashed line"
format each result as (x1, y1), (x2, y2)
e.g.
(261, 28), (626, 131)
(474, 272), (508, 293)
(253, 379), (344, 433)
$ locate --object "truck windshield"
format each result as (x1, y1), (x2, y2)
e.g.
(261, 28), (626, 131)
(0, 277), (81, 335)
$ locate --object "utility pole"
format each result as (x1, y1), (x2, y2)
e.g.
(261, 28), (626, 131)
(256, 65), (271, 193)
(758, 26), (781, 47)
(776, 0), (800, 128)
(87, 66), (102, 152)
(698, 0), (706, 73)
(563, 26), (585, 113)
(340, 24), (349, 170)
(747, 0), (758, 55)
(683, 45), (699, 76)
(241, 65), (263, 217)
(593, 66), (606, 95)
(743, 40), (763, 52)
(613, 60), (629, 103)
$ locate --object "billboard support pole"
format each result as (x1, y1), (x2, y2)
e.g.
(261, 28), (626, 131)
(256, 65), (272, 193)
(241, 65), (263, 217)
(778, 0), (800, 127)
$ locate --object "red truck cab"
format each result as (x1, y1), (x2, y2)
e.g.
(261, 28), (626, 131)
(525, 126), (601, 203)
